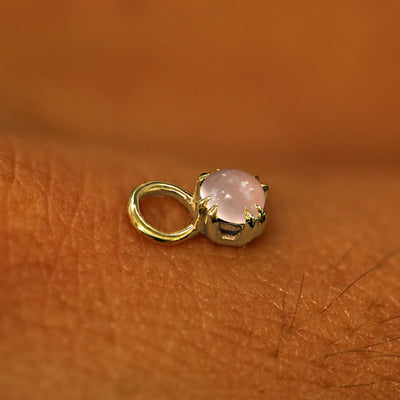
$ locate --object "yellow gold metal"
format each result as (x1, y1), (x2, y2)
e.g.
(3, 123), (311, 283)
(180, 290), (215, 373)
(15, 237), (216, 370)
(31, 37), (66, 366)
(128, 181), (199, 243)
(128, 171), (269, 247)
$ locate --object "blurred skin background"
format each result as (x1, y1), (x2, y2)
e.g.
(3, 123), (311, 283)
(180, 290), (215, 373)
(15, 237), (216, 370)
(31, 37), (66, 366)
(1, 1), (400, 399)
(1, 1), (399, 165)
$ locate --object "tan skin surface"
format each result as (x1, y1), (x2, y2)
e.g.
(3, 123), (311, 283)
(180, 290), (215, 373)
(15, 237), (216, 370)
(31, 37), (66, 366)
(1, 2), (400, 399)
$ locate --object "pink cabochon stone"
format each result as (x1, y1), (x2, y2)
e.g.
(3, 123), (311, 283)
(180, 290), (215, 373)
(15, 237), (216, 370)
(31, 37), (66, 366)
(199, 169), (265, 224)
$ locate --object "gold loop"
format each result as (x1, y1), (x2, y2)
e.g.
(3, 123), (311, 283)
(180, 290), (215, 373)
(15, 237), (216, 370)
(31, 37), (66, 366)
(127, 181), (199, 243)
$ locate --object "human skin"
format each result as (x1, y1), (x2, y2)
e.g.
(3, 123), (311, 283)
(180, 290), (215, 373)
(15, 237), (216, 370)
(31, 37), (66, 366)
(1, 132), (400, 400)
(1, 1), (400, 399)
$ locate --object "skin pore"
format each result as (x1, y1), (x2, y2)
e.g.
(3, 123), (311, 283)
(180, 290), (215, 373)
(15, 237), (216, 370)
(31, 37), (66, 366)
(1, 1), (400, 398)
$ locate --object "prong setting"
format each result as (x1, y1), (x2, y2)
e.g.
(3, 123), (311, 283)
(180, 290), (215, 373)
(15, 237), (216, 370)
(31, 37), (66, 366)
(208, 204), (219, 222)
(245, 208), (256, 227)
(193, 172), (210, 203)
(255, 204), (266, 223)
(194, 170), (269, 246)
(198, 196), (212, 214)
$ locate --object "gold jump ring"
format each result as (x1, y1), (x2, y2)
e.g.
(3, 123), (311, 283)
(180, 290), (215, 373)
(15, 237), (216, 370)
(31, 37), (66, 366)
(127, 181), (199, 243)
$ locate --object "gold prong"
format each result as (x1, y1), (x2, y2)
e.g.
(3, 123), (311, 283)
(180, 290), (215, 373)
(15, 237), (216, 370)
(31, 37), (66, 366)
(198, 196), (211, 214)
(255, 204), (266, 222)
(208, 204), (219, 222)
(262, 184), (269, 192)
(244, 208), (256, 227)
(193, 173), (210, 201)
(197, 172), (210, 183)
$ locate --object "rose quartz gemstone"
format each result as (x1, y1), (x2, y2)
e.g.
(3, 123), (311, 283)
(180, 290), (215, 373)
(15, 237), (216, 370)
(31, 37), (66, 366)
(199, 169), (265, 224)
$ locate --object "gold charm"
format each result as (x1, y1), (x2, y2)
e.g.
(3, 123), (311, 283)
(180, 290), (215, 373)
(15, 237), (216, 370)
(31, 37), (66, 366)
(128, 169), (269, 247)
